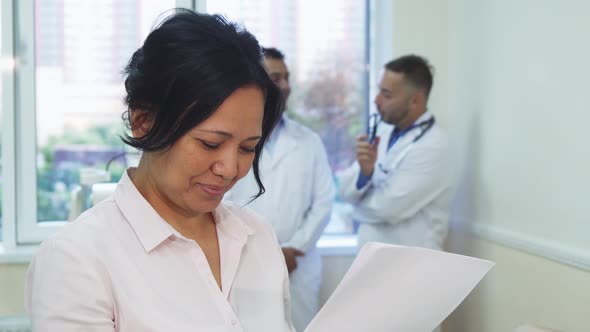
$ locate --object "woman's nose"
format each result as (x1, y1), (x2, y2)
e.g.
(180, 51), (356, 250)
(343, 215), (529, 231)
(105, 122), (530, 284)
(211, 149), (238, 181)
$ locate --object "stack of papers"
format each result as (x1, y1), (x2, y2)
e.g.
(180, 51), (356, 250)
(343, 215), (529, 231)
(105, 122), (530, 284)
(305, 242), (494, 332)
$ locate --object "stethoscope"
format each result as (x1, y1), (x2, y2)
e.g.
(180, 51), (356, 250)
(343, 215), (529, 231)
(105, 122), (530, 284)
(405, 116), (435, 143)
(367, 114), (435, 174)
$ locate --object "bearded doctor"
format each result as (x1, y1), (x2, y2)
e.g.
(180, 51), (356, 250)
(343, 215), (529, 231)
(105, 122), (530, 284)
(339, 54), (452, 251)
(226, 47), (335, 332)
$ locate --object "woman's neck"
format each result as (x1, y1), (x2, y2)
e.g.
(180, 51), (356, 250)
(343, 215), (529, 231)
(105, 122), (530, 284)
(130, 165), (216, 241)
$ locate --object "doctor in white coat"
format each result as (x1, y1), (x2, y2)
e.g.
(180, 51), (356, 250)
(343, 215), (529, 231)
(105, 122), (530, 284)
(339, 55), (452, 252)
(227, 48), (335, 332)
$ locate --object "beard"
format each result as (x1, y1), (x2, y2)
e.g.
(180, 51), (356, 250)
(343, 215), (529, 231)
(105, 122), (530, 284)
(379, 105), (409, 126)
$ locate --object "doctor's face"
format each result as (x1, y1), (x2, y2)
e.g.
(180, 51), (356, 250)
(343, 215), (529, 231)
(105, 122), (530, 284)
(374, 70), (415, 126)
(264, 56), (291, 105)
(144, 85), (264, 215)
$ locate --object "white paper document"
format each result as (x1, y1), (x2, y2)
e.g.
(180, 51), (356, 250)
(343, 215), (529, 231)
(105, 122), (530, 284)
(305, 242), (494, 332)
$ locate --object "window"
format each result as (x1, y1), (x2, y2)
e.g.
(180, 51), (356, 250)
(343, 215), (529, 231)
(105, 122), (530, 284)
(14, 0), (181, 243)
(0, 3), (4, 242)
(206, 0), (370, 234)
(0, 1), (15, 245)
(3, 0), (391, 247)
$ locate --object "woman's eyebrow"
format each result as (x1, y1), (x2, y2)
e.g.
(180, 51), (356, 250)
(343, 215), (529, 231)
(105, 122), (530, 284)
(195, 129), (261, 141)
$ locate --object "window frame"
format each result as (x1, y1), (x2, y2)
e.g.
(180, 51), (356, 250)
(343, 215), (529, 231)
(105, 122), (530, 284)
(14, 0), (55, 244)
(1, 0), (393, 256)
(1, 0), (17, 249)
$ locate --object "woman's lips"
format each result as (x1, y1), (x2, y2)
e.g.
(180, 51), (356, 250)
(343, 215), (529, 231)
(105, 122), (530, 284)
(198, 183), (226, 197)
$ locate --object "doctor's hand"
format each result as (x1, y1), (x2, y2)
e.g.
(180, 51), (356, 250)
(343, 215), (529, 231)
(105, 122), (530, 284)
(282, 247), (305, 273)
(357, 134), (380, 177)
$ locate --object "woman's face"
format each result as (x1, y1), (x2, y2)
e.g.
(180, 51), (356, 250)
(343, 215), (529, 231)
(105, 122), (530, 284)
(145, 85), (264, 216)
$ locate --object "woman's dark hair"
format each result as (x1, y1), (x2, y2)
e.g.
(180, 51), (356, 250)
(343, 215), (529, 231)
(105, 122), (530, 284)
(122, 9), (283, 200)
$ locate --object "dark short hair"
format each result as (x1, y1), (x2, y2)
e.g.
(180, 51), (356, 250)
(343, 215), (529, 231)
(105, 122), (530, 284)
(122, 9), (283, 200)
(385, 55), (433, 98)
(262, 47), (285, 61)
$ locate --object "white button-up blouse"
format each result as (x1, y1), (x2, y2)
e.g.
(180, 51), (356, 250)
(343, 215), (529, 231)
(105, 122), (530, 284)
(25, 169), (295, 332)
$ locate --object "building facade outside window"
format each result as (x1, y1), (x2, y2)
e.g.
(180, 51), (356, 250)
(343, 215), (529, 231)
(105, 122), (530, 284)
(207, 0), (369, 234)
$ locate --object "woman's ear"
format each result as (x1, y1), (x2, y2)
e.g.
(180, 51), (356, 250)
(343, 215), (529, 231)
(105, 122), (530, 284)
(130, 110), (154, 138)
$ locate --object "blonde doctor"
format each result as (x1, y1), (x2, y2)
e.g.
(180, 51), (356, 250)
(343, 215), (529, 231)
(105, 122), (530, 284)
(339, 55), (452, 252)
(226, 48), (334, 332)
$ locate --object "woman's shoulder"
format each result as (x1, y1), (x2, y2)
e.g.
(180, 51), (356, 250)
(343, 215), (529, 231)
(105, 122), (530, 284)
(42, 198), (125, 253)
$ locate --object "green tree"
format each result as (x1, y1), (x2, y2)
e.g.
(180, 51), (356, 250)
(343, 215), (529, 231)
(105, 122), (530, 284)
(37, 123), (128, 221)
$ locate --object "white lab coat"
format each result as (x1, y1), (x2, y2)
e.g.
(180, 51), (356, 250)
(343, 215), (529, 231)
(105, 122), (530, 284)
(226, 117), (335, 332)
(338, 112), (452, 251)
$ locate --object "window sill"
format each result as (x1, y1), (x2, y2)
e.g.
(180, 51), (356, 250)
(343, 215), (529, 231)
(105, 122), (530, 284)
(317, 234), (358, 256)
(0, 244), (38, 264)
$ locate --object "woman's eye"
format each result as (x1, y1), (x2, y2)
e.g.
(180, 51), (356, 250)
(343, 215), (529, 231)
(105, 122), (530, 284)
(240, 146), (256, 154)
(200, 140), (220, 150)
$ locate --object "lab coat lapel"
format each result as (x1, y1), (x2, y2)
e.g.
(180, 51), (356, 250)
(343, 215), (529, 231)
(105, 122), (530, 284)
(383, 132), (414, 167)
(268, 119), (298, 170)
(381, 112), (433, 169)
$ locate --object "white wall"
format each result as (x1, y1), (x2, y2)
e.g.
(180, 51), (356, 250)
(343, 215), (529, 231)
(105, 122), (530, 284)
(444, 0), (590, 330)
(445, 230), (590, 332)
(470, 0), (590, 255)
(319, 254), (354, 305)
(0, 264), (27, 315)
(446, 0), (590, 261)
(391, 0), (450, 128)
